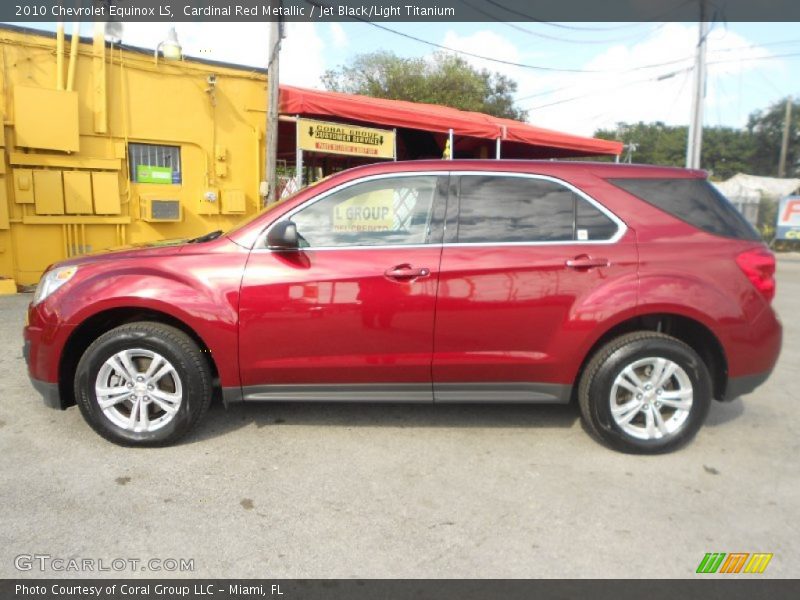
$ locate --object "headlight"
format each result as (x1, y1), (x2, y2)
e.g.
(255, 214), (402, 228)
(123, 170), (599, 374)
(33, 266), (78, 305)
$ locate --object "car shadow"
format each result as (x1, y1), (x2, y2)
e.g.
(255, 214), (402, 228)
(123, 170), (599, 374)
(705, 397), (745, 427)
(186, 400), (581, 443)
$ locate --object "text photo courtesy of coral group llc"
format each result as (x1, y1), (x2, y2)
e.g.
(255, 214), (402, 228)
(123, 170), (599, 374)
(1, 0), (799, 598)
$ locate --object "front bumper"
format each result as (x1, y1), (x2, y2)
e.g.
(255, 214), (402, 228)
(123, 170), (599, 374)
(29, 375), (62, 409)
(23, 338), (64, 409)
(723, 371), (773, 401)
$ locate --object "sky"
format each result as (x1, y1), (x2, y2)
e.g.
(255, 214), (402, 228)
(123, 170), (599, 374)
(12, 20), (800, 137)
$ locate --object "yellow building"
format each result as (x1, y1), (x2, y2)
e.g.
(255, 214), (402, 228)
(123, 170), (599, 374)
(0, 24), (268, 286)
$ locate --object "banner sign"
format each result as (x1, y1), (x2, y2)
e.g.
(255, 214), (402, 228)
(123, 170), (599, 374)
(333, 190), (394, 232)
(776, 195), (800, 240)
(298, 119), (395, 159)
(136, 165), (173, 184)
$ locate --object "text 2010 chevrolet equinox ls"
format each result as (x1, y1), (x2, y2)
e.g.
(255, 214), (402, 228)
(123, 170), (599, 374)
(24, 160), (782, 453)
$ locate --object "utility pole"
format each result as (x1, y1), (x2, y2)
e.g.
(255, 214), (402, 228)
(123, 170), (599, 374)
(264, 9), (282, 205)
(686, 1), (708, 169)
(778, 96), (793, 178)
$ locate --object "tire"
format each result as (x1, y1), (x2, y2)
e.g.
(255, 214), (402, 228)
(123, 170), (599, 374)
(578, 332), (712, 454)
(74, 322), (213, 447)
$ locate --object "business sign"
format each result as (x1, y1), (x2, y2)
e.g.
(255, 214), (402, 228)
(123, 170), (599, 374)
(776, 195), (800, 240)
(333, 190), (394, 233)
(136, 165), (173, 184)
(298, 119), (395, 159)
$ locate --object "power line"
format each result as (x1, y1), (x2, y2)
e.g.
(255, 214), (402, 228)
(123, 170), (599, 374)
(311, 0), (800, 79)
(522, 51), (800, 113)
(524, 69), (693, 111)
(483, 0), (696, 31)
(709, 37), (800, 54)
(461, 0), (666, 45)
(707, 51), (800, 66)
(301, 0), (607, 74)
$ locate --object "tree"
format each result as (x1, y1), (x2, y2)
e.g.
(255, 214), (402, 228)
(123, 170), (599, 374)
(594, 121), (687, 167)
(593, 97), (800, 179)
(322, 51), (528, 121)
(746, 96), (800, 178)
(594, 122), (756, 180)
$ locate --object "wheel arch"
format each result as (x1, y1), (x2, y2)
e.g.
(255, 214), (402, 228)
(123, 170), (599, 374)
(574, 312), (729, 402)
(58, 307), (221, 409)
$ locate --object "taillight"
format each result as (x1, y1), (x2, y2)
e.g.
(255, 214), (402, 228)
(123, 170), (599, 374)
(736, 248), (776, 303)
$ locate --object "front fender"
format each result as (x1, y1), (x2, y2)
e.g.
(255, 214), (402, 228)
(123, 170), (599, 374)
(43, 252), (247, 388)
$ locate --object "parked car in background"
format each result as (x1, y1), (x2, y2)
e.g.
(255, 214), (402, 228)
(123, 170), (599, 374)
(24, 160), (781, 453)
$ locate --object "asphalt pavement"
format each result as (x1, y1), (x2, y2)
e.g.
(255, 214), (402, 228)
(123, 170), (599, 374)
(1, 256), (798, 579)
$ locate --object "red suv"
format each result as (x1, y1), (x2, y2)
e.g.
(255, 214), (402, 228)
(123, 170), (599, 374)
(24, 160), (781, 453)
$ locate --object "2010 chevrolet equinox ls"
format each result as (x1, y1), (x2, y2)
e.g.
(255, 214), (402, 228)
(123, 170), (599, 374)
(24, 160), (782, 453)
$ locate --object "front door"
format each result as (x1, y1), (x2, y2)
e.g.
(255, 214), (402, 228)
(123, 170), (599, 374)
(238, 173), (446, 401)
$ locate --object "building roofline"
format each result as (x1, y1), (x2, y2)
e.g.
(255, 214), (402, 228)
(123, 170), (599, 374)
(0, 23), (268, 75)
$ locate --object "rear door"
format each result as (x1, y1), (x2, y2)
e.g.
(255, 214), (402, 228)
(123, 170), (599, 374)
(238, 173), (447, 401)
(432, 172), (638, 402)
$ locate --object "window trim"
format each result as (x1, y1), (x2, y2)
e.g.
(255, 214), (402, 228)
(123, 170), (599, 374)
(257, 171), (627, 252)
(450, 172), (627, 247)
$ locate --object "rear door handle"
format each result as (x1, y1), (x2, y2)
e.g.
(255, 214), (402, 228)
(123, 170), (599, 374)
(566, 256), (609, 269)
(384, 264), (431, 281)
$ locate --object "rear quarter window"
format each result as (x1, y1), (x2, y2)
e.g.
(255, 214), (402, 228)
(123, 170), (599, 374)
(608, 177), (760, 241)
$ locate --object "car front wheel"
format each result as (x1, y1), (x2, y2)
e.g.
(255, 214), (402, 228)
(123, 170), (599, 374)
(578, 332), (712, 454)
(74, 322), (213, 446)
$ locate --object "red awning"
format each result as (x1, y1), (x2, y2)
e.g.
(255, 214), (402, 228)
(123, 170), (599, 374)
(279, 85), (622, 157)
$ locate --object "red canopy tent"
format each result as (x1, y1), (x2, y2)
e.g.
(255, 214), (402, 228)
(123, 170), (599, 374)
(279, 85), (622, 158)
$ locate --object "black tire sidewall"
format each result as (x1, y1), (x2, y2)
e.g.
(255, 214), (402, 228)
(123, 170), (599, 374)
(75, 327), (206, 446)
(589, 338), (712, 453)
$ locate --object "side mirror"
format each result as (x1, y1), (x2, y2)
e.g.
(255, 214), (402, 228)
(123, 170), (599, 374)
(266, 221), (299, 250)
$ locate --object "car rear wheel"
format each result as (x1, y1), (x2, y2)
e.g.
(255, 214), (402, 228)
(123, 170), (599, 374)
(74, 322), (213, 446)
(578, 332), (712, 454)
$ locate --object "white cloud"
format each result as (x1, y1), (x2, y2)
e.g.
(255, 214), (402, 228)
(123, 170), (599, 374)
(279, 22), (326, 88)
(115, 21), (326, 88)
(441, 29), (524, 69)
(439, 24), (782, 136)
(330, 23), (348, 49)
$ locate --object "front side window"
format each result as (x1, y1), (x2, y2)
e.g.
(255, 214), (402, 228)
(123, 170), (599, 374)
(456, 175), (619, 243)
(290, 175), (438, 248)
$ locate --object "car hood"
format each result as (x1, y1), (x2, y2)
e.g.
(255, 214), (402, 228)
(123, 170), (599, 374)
(53, 238), (192, 268)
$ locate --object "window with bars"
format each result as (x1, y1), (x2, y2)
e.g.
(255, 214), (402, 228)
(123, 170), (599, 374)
(128, 143), (182, 184)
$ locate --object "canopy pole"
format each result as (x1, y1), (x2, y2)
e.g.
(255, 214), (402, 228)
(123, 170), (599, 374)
(295, 116), (303, 189)
(496, 138), (501, 159)
(448, 129), (454, 160)
(393, 128), (397, 161)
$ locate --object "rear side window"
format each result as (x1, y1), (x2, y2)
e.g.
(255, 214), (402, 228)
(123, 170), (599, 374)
(456, 175), (619, 243)
(577, 199), (618, 241)
(608, 178), (760, 241)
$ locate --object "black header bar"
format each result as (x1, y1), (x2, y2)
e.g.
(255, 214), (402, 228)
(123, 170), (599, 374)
(5, 0), (800, 23)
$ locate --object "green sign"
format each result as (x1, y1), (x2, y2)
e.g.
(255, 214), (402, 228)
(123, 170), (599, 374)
(137, 165), (173, 184)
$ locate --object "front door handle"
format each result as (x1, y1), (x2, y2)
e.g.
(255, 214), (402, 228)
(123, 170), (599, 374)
(384, 264), (431, 281)
(566, 255), (610, 269)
